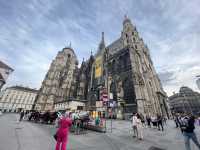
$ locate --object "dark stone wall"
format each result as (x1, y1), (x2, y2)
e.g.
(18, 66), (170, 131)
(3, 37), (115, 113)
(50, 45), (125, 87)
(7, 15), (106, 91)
(108, 48), (137, 113)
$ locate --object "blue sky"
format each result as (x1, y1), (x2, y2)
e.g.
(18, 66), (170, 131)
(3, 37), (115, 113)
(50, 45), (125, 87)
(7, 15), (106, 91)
(0, 0), (200, 96)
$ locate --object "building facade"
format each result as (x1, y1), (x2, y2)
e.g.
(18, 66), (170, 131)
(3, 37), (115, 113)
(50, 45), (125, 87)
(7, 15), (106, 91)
(35, 47), (79, 111)
(0, 61), (14, 90)
(35, 16), (169, 118)
(87, 16), (169, 118)
(0, 86), (38, 112)
(169, 86), (200, 115)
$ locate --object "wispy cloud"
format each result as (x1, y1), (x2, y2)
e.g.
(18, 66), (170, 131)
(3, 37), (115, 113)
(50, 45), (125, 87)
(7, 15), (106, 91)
(0, 0), (199, 96)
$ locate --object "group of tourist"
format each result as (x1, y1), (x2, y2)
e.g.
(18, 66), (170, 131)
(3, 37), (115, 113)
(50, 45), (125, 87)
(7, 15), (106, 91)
(131, 113), (166, 140)
(131, 113), (143, 140)
(131, 112), (200, 150)
(18, 110), (200, 150)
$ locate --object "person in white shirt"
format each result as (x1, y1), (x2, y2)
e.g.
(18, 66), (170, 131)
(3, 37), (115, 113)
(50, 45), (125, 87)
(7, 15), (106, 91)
(136, 113), (143, 140)
(132, 113), (138, 138)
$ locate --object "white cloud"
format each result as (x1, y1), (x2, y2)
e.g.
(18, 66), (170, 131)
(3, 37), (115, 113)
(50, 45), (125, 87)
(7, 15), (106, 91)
(0, 0), (200, 97)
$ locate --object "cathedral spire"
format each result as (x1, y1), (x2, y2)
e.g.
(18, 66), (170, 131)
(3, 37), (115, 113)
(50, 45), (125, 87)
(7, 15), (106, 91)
(123, 14), (132, 26)
(99, 32), (105, 50)
(90, 50), (93, 56)
(101, 32), (104, 44)
(97, 32), (106, 55)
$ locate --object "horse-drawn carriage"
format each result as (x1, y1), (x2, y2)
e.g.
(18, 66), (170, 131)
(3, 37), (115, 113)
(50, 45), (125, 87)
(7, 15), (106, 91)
(28, 111), (58, 124)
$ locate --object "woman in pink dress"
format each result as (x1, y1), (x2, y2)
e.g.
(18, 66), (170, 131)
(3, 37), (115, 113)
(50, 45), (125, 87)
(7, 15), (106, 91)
(55, 112), (72, 150)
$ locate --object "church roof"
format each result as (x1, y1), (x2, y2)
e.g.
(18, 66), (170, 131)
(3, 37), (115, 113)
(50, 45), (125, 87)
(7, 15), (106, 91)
(0, 73), (5, 83)
(8, 86), (38, 93)
(96, 32), (105, 56)
(0, 61), (14, 71)
(107, 38), (123, 55)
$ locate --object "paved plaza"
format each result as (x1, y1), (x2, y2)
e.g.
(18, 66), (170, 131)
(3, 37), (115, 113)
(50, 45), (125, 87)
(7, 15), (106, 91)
(0, 114), (200, 150)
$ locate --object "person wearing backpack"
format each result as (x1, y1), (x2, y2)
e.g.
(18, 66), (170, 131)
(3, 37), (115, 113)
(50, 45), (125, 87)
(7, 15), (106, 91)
(181, 114), (200, 150)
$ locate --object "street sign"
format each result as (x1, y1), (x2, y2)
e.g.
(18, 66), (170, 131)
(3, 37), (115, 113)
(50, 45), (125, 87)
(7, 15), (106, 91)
(100, 88), (108, 102)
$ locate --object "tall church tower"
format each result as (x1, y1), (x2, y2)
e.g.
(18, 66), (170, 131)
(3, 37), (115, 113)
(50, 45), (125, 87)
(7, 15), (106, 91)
(35, 47), (78, 111)
(99, 15), (170, 118)
(121, 15), (168, 116)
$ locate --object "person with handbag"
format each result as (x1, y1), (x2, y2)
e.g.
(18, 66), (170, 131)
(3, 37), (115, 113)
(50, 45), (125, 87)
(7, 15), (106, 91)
(181, 114), (200, 150)
(55, 112), (72, 150)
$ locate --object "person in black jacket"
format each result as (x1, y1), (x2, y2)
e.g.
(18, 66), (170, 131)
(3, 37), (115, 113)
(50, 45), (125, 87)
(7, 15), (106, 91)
(19, 111), (24, 122)
(157, 114), (164, 131)
(181, 115), (200, 150)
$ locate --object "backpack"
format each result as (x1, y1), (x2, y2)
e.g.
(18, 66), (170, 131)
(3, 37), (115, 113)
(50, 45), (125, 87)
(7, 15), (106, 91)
(180, 117), (189, 131)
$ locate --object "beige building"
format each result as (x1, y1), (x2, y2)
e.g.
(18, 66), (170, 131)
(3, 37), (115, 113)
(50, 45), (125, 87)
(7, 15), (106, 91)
(0, 61), (14, 90)
(54, 100), (85, 111)
(0, 86), (38, 112)
(35, 47), (79, 111)
(169, 86), (200, 115)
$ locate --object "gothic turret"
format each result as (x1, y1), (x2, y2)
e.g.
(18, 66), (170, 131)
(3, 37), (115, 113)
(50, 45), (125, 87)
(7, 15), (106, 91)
(121, 15), (138, 46)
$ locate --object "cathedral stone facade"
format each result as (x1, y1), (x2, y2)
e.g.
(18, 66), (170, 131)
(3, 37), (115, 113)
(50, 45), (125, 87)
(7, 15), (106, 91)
(35, 48), (79, 111)
(35, 16), (169, 118)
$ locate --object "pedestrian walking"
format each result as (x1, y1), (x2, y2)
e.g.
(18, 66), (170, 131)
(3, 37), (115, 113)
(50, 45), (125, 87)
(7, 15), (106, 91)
(19, 111), (24, 122)
(132, 113), (138, 138)
(141, 114), (146, 127)
(55, 112), (72, 150)
(174, 114), (180, 128)
(151, 115), (157, 128)
(162, 116), (167, 125)
(136, 113), (143, 140)
(180, 114), (200, 150)
(146, 115), (151, 128)
(157, 114), (164, 131)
